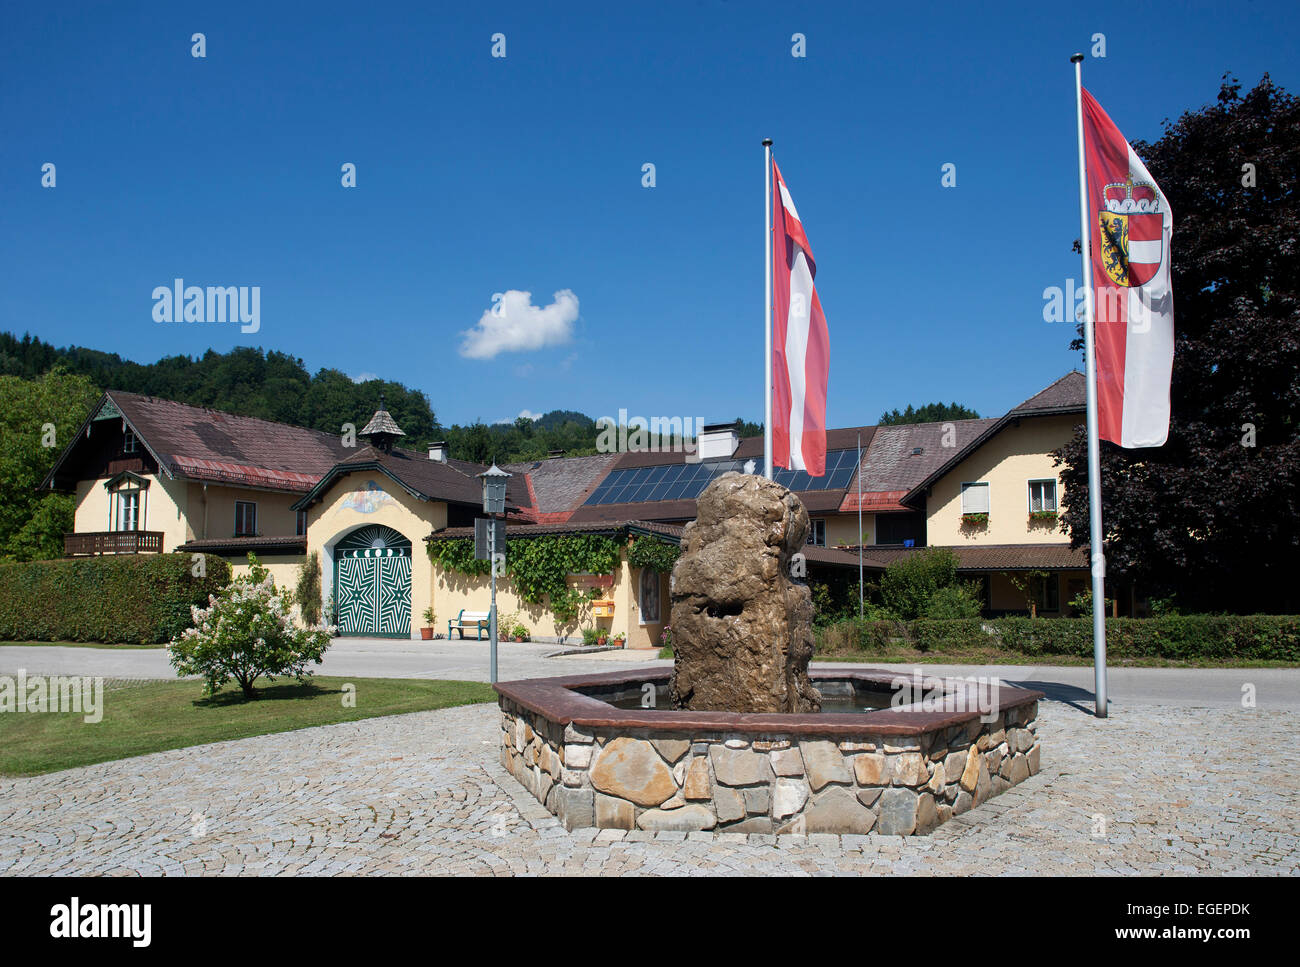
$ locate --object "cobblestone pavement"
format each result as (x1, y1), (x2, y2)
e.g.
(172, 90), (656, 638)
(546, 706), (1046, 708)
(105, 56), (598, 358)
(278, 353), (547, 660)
(1, 699), (1295, 876)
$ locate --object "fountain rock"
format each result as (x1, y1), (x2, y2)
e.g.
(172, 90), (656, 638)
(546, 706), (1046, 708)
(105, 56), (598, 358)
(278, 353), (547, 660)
(668, 473), (821, 713)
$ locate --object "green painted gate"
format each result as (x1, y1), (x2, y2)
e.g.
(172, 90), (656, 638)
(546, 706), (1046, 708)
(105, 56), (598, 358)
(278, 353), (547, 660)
(334, 525), (412, 638)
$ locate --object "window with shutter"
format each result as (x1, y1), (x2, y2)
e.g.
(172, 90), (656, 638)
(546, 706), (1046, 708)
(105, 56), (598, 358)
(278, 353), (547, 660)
(961, 482), (990, 514)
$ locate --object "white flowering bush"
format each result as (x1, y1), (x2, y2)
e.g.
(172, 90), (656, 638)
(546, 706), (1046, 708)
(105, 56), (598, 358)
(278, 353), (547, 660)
(169, 554), (335, 699)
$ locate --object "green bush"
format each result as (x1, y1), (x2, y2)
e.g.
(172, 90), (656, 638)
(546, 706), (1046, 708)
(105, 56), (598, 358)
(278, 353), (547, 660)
(921, 583), (984, 620)
(0, 553), (232, 644)
(815, 614), (1300, 663)
(879, 548), (960, 619)
(169, 554), (333, 698)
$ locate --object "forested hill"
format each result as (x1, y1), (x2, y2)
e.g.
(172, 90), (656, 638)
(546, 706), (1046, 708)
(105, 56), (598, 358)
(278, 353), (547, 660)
(0, 332), (603, 463)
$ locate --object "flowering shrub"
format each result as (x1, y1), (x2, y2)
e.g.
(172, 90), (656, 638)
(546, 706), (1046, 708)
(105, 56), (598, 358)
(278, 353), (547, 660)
(169, 555), (334, 699)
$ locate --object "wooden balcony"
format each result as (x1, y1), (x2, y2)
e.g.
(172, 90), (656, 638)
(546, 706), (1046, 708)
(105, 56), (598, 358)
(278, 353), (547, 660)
(64, 531), (165, 556)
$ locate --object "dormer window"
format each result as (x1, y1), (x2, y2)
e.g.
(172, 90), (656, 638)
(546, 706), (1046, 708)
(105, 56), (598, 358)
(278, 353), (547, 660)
(123, 430), (138, 454)
(104, 471), (149, 533)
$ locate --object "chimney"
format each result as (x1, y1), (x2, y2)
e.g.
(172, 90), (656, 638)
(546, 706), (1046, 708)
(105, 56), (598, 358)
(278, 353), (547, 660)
(428, 441), (448, 463)
(697, 421), (740, 460)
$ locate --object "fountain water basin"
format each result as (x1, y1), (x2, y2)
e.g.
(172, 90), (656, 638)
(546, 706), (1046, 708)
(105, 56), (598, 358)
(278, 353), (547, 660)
(495, 666), (1043, 836)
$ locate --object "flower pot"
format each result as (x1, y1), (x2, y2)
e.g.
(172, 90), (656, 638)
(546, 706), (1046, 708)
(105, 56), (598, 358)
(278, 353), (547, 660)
(421, 627), (433, 640)
(597, 636), (608, 646)
(514, 635), (524, 642)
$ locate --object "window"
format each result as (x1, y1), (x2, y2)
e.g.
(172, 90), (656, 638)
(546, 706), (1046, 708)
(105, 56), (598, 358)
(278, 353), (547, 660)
(638, 568), (661, 625)
(960, 482), (990, 514)
(115, 492), (139, 531)
(235, 500), (258, 537)
(1032, 573), (1060, 613)
(123, 430), (138, 454)
(1028, 479), (1058, 513)
(296, 510), (308, 536)
(807, 519), (826, 547)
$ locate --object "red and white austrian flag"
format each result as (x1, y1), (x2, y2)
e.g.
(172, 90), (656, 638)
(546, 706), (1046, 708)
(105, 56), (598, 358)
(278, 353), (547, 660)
(771, 159), (830, 475)
(1083, 88), (1175, 448)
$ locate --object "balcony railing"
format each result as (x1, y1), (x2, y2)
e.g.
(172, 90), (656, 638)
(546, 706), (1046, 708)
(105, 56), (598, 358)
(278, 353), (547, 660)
(64, 531), (165, 556)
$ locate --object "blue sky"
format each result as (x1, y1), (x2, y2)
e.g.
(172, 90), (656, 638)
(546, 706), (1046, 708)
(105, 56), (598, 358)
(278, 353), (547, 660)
(2, 0), (1295, 428)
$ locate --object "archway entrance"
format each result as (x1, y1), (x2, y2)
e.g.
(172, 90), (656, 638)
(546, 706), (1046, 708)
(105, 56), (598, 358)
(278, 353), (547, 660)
(333, 525), (412, 637)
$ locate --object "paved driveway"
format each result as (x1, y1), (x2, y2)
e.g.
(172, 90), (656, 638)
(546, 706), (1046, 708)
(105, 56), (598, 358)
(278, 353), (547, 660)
(0, 639), (671, 683)
(0, 696), (1295, 876)
(1, 641), (1296, 711)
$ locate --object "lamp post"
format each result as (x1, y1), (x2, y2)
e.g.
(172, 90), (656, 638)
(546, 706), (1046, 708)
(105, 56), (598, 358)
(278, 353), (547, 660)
(478, 464), (510, 684)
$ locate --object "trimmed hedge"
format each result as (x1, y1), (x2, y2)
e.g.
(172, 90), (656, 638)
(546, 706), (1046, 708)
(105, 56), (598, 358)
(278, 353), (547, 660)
(817, 615), (1300, 663)
(0, 553), (232, 644)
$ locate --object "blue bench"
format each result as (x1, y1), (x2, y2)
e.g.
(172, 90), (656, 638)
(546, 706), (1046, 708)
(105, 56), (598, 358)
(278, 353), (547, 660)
(448, 609), (491, 641)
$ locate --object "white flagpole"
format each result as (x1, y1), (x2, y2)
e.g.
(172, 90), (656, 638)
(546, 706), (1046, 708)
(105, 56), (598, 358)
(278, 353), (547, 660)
(763, 137), (774, 480)
(1072, 53), (1109, 718)
(858, 430), (864, 617)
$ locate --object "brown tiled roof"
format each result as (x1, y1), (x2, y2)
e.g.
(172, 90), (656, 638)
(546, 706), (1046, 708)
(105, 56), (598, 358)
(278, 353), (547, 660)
(177, 535), (308, 555)
(841, 419), (996, 512)
(295, 444), (529, 510)
(900, 373), (1085, 507)
(503, 453), (620, 519)
(108, 391), (350, 491)
(840, 489), (910, 513)
(1011, 371), (1086, 415)
(427, 519), (686, 543)
(850, 543), (1087, 571)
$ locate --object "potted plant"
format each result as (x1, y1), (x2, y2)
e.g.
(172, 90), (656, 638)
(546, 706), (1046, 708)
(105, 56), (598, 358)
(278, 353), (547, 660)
(421, 607), (436, 640)
(1029, 510), (1058, 524)
(961, 512), (989, 527)
(581, 626), (600, 648)
(597, 629), (609, 646)
(611, 631), (626, 649)
(510, 621), (530, 642)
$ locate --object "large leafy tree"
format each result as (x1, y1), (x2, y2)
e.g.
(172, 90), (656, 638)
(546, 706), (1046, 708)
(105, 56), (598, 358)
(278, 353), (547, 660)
(1054, 75), (1299, 612)
(0, 370), (102, 560)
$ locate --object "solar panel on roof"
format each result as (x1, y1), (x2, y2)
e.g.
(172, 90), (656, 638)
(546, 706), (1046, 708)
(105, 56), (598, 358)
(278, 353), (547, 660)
(581, 450), (861, 506)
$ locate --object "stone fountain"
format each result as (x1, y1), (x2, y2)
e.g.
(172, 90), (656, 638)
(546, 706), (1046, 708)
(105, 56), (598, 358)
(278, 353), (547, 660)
(494, 473), (1044, 836)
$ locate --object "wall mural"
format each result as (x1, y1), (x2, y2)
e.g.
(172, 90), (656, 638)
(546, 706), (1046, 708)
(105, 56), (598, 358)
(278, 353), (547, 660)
(341, 479), (395, 514)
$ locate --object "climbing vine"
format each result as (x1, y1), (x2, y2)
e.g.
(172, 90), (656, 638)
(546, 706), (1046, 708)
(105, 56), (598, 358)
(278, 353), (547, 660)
(626, 534), (680, 573)
(428, 533), (625, 623)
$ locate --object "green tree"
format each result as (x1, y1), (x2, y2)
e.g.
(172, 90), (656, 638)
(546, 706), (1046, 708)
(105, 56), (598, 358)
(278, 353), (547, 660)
(0, 371), (101, 560)
(879, 547), (961, 619)
(878, 402), (981, 425)
(1055, 75), (1299, 613)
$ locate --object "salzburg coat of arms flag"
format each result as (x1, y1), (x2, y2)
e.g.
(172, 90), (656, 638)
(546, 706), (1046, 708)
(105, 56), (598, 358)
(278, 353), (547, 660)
(1082, 88), (1175, 448)
(771, 160), (830, 475)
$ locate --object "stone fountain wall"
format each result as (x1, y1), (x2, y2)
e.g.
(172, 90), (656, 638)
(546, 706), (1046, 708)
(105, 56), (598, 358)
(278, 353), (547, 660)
(498, 695), (1041, 836)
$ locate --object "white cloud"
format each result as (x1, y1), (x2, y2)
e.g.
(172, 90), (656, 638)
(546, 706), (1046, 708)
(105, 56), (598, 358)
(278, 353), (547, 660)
(351, 372), (379, 383)
(496, 409), (543, 425)
(459, 289), (579, 360)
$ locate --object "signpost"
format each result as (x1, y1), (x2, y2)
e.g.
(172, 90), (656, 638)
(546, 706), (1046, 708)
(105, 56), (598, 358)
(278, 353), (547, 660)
(477, 464), (511, 684)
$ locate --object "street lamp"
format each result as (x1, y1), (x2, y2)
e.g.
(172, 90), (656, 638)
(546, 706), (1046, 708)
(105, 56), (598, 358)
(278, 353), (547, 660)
(477, 464), (511, 683)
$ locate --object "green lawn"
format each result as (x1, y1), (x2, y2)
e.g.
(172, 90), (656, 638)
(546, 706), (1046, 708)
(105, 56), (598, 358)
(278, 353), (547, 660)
(0, 676), (496, 777)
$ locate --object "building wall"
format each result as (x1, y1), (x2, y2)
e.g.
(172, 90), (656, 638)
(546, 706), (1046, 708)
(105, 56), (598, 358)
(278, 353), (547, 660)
(924, 414), (1078, 546)
(72, 472), (304, 553)
(306, 474), (442, 639)
(984, 570), (1072, 616)
(432, 549), (669, 649)
(230, 554), (309, 601)
(186, 482), (302, 542)
(73, 472), (190, 555)
(821, 513), (873, 548)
